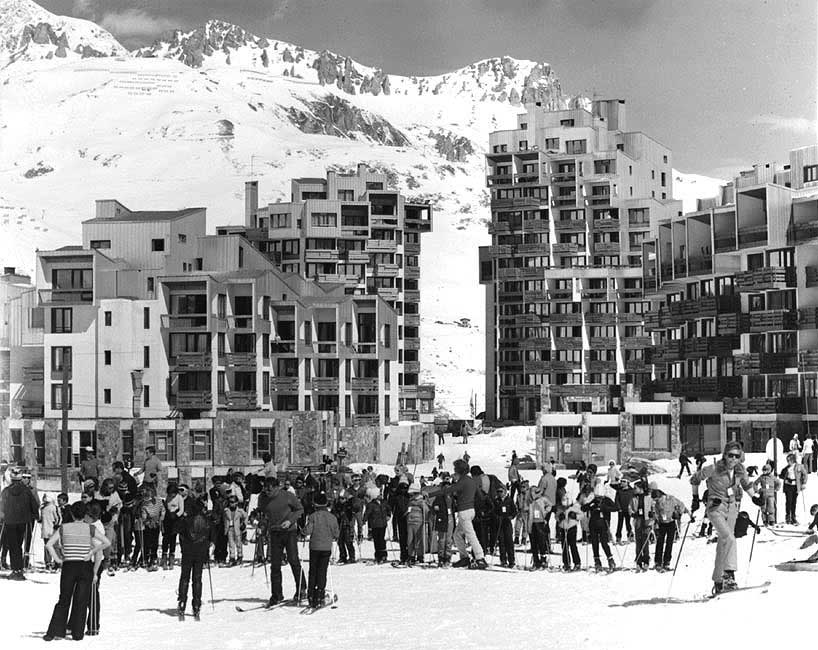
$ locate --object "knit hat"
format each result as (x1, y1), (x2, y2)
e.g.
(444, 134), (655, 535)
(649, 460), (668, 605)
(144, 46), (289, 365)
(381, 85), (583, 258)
(314, 491), (328, 507)
(10, 467), (22, 480)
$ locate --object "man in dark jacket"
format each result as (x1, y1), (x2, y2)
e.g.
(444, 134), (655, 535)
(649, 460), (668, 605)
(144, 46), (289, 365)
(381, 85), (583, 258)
(432, 472), (455, 566)
(176, 490), (209, 619)
(112, 461), (138, 569)
(262, 477), (306, 605)
(390, 483), (410, 563)
(0, 467), (39, 579)
(614, 481), (634, 543)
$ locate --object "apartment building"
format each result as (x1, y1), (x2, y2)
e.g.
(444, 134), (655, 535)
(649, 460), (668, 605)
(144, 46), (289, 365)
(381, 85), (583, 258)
(1, 196), (433, 489)
(218, 165), (434, 424)
(480, 99), (681, 425)
(643, 144), (818, 456)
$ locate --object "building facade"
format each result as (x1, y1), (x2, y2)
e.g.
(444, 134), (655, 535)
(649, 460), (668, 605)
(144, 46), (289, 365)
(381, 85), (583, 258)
(480, 99), (680, 424)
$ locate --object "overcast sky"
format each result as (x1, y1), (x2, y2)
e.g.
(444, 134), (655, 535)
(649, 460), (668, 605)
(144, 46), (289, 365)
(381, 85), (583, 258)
(40, 0), (817, 179)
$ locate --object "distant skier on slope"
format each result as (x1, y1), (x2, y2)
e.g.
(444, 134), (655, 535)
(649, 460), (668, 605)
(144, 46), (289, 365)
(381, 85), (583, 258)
(690, 441), (759, 594)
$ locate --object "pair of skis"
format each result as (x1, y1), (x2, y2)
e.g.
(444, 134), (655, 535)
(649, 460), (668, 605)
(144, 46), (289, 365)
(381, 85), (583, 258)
(611, 580), (771, 608)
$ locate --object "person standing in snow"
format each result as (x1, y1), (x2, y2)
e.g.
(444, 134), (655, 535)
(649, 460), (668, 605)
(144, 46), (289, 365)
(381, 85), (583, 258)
(802, 436), (814, 474)
(262, 477), (307, 606)
(649, 482), (688, 571)
(495, 485), (516, 568)
(513, 479), (531, 546)
(677, 452), (692, 478)
(0, 467), (39, 580)
(437, 452), (445, 471)
(690, 441), (758, 594)
(508, 456), (521, 501)
(629, 480), (654, 571)
(779, 453), (808, 525)
(304, 491), (338, 608)
(752, 463), (780, 526)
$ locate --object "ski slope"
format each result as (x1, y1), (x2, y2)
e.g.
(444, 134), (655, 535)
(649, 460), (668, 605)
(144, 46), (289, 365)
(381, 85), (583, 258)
(3, 427), (816, 649)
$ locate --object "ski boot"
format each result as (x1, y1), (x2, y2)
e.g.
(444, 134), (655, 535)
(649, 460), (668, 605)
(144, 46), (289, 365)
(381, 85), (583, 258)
(469, 558), (488, 570)
(608, 557), (616, 571)
(165, 554), (174, 570)
(192, 608), (200, 621)
(451, 557), (471, 568)
(177, 603), (185, 621)
(722, 570), (737, 591)
(594, 559), (603, 572)
(160, 554), (167, 570)
(712, 581), (724, 596)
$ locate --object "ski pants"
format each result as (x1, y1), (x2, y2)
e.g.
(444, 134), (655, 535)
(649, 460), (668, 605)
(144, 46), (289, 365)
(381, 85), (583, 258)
(178, 558), (203, 610)
(497, 518), (514, 565)
(143, 527), (160, 565)
(708, 501), (738, 582)
(615, 510), (632, 539)
(338, 526), (355, 562)
(3, 523), (26, 571)
(436, 518), (453, 561)
(530, 522), (548, 567)
(371, 527), (387, 562)
(514, 514), (529, 544)
(46, 561), (93, 640)
(227, 527), (243, 561)
(783, 483), (798, 523)
(407, 522), (423, 560)
(162, 517), (177, 557)
(268, 530), (306, 600)
(116, 508), (133, 566)
(590, 525), (613, 563)
(633, 520), (651, 568)
(761, 495), (776, 525)
(453, 508), (484, 560)
(678, 462), (691, 478)
(803, 453), (812, 474)
(396, 517), (408, 562)
(212, 526), (228, 563)
(654, 521), (676, 567)
(307, 550), (331, 606)
(561, 526), (580, 569)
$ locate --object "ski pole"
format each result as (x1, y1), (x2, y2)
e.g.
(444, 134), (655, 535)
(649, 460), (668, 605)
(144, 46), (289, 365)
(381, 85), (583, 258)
(206, 560), (215, 611)
(748, 509), (761, 568)
(328, 555), (336, 603)
(667, 517), (692, 599)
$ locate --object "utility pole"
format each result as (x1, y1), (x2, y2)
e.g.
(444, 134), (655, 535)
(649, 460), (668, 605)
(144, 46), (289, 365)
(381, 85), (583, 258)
(60, 348), (70, 493)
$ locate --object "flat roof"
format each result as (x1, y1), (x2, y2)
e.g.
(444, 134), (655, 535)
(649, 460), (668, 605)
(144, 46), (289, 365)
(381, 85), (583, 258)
(83, 207), (204, 224)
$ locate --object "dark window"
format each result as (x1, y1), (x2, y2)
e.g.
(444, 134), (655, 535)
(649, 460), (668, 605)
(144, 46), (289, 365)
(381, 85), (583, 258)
(148, 430), (174, 462)
(51, 346), (71, 371)
(239, 246), (244, 268)
(143, 345), (150, 368)
(252, 428), (274, 459)
(143, 385), (150, 408)
(151, 238), (165, 252)
(190, 430), (213, 462)
(52, 307), (73, 333)
(104, 350), (111, 365)
(147, 277), (155, 293)
(565, 140), (586, 155)
(104, 388), (111, 404)
(10, 429), (23, 464)
(51, 384), (72, 410)
(143, 307), (150, 329)
(34, 430), (45, 467)
(121, 430), (134, 461)
(90, 240), (111, 249)
(104, 311), (112, 326)
(804, 165), (818, 183)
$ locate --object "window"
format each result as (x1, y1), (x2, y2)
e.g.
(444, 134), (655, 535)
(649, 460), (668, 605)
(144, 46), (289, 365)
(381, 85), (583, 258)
(338, 190), (355, 201)
(633, 414), (671, 451)
(143, 346), (150, 368)
(190, 430), (213, 462)
(51, 346), (71, 372)
(143, 307), (150, 329)
(252, 427), (274, 459)
(519, 140), (528, 150)
(804, 165), (818, 183)
(51, 384), (72, 410)
(565, 140), (586, 154)
(104, 350), (111, 365)
(10, 429), (23, 464)
(520, 122), (528, 130)
(34, 429), (45, 467)
(238, 246), (244, 268)
(151, 238), (165, 252)
(311, 212), (337, 227)
(366, 182), (384, 191)
(271, 213), (290, 228)
(121, 429), (134, 461)
(104, 311), (112, 326)
(52, 307), (72, 333)
(560, 119), (575, 127)
(147, 277), (155, 293)
(143, 385), (150, 408)
(545, 138), (559, 150)
(149, 430), (175, 462)
(90, 240), (111, 249)
(104, 388), (111, 404)
(629, 208), (649, 225)
(661, 172), (666, 187)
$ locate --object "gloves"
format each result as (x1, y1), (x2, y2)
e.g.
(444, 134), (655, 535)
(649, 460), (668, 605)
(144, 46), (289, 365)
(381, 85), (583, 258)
(691, 494), (700, 512)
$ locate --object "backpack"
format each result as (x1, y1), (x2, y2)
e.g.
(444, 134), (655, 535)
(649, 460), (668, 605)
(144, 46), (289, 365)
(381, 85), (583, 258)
(188, 511), (210, 545)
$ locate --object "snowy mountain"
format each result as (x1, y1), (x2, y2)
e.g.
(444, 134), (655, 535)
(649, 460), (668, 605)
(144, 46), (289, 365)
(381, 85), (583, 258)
(0, 0), (723, 417)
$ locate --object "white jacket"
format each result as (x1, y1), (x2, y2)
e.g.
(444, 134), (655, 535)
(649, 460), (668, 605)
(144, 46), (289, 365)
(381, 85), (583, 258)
(803, 438), (814, 455)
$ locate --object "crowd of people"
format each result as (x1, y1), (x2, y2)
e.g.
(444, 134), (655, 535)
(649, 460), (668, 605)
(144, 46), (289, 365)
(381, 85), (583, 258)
(2, 438), (818, 640)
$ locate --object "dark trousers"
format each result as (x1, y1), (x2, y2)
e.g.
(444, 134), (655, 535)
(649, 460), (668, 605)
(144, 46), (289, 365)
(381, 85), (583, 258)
(634, 523), (651, 567)
(46, 561), (93, 640)
(3, 523), (26, 571)
(213, 526), (228, 563)
(590, 526), (613, 564)
(509, 481), (520, 502)
(116, 509), (133, 566)
(396, 518), (408, 562)
(162, 518), (177, 556)
(338, 527), (355, 562)
(561, 526), (581, 568)
(498, 518), (515, 565)
(87, 564), (103, 633)
(23, 521), (33, 567)
(654, 521), (676, 567)
(178, 558), (203, 610)
(531, 522), (548, 567)
(372, 527), (387, 561)
(143, 527), (160, 565)
(131, 527), (146, 566)
(678, 462), (691, 478)
(615, 510), (632, 539)
(268, 530), (305, 600)
(783, 483), (798, 522)
(437, 433), (445, 445)
(307, 550), (331, 607)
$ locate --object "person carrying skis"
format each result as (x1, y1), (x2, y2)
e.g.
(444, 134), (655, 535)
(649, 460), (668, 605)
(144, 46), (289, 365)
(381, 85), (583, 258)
(690, 441), (758, 594)
(650, 482), (688, 571)
(752, 463), (780, 526)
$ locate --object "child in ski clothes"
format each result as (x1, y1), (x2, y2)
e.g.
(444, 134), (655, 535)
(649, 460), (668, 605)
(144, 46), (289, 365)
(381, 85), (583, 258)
(556, 493), (582, 570)
(363, 495), (391, 563)
(40, 494), (61, 570)
(406, 491), (429, 563)
(162, 484), (185, 568)
(135, 487), (163, 569)
(528, 487), (552, 568)
(514, 480), (531, 545)
(495, 486), (517, 568)
(177, 497), (210, 617)
(332, 491), (357, 563)
(431, 485), (454, 565)
(223, 496), (247, 565)
(650, 483), (688, 569)
(554, 477), (568, 544)
(304, 492), (339, 608)
(582, 481), (618, 570)
(752, 464), (780, 526)
(629, 481), (654, 570)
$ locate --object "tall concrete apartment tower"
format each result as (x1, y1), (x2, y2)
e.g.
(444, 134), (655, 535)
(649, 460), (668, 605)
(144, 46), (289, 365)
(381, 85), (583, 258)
(480, 99), (680, 423)
(220, 165), (434, 423)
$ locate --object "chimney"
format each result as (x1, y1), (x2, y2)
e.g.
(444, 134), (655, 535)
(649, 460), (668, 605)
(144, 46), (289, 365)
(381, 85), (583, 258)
(3, 266), (15, 275)
(357, 163), (368, 176)
(245, 181), (259, 227)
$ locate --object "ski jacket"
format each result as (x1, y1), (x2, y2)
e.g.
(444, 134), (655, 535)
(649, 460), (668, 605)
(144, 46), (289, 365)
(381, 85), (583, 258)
(142, 455), (163, 483)
(557, 501), (580, 530)
(140, 498), (164, 529)
(363, 499), (391, 529)
(628, 493), (654, 522)
(406, 496), (428, 527)
(691, 459), (754, 504)
(515, 489), (531, 519)
(305, 508), (339, 551)
(116, 472), (138, 509)
(40, 501), (61, 538)
(614, 485), (634, 511)
(426, 474), (478, 513)
(582, 495), (617, 530)
(527, 496), (552, 532)
(432, 494), (454, 531)
(179, 499), (210, 562)
(804, 438), (814, 455)
(779, 463), (808, 490)
(0, 482), (39, 525)
(497, 495), (517, 521)
(752, 474), (780, 498)
(223, 507), (247, 535)
(652, 493), (687, 524)
(537, 473), (557, 505)
(508, 464), (520, 483)
(262, 488), (304, 532)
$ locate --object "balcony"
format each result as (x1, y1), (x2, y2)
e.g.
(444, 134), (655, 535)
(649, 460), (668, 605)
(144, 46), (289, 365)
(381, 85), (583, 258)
(622, 336), (652, 348)
(552, 336), (583, 349)
(374, 263), (399, 277)
(170, 352), (212, 369)
(19, 400), (44, 418)
(270, 377), (299, 392)
(787, 219), (818, 244)
(399, 409), (420, 420)
(588, 336), (617, 349)
(748, 309), (797, 332)
(585, 312), (616, 324)
(404, 290), (421, 303)
(305, 249), (340, 262)
(617, 312), (644, 323)
(350, 377), (379, 392)
(523, 290), (548, 302)
(404, 361), (420, 373)
(554, 194), (578, 206)
(376, 287), (399, 301)
(519, 337), (551, 350)
(669, 377), (742, 400)
(499, 384), (542, 396)
(516, 243), (549, 255)
(554, 219), (586, 232)
(317, 273), (362, 286)
(549, 359), (582, 371)
(366, 239), (397, 253)
(486, 173), (514, 187)
(515, 314), (542, 326)
(649, 340), (683, 363)
(552, 242), (580, 254)
(624, 359), (650, 372)
(669, 295), (741, 322)
(316, 342), (338, 354)
(551, 173), (576, 184)
(687, 257), (713, 275)
(351, 343), (377, 355)
(404, 314), (420, 327)
(734, 267), (796, 292)
(549, 312), (581, 324)
(227, 315), (255, 331)
(681, 336), (738, 359)
(644, 309), (673, 331)
(161, 314), (209, 330)
(220, 391), (258, 410)
(717, 313), (750, 336)
(221, 352), (256, 368)
(311, 377), (340, 392)
(515, 172), (540, 184)
(587, 359), (617, 373)
(271, 341), (296, 354)
(404, 338), (421, 350)
(353, 414), (381, 426)
(593, 218), (620, 231)
(714, 236), (737, 253)
(734, 352), (797, 375)
(172, 391), (212, 410)
(348, 250), (370, 263)
(798, 350), (818, 372)
(38, 288), (93, 304)
(593, 242), (620, 255)
(723, 397), (803, 414)
(404, 266), (420, 280)
(737, 224), (768, 248)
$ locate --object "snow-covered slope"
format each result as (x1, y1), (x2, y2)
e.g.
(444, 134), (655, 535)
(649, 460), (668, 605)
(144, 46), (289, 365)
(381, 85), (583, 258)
(673, 171), (727, 213)
(0, 1), (723, 417)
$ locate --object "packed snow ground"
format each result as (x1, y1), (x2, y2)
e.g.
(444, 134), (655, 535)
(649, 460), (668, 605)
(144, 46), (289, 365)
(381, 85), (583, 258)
(4, 427), (815, 649)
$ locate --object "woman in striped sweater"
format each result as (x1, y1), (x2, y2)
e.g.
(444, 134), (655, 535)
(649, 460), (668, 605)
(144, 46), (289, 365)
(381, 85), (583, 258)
(43, 501), (110, 642)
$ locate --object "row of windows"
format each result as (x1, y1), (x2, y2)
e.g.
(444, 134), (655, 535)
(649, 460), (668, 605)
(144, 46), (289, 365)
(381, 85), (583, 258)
(49, 307), (151, 333)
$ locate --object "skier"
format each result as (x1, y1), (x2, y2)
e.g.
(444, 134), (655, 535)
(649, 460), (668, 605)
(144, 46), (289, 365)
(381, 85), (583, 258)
(437, 452), (445, 470)
(556, 488), (581, 571)
(303, 491), (339, 609)
(527, 486), (551, 569)
(677, 452), (692, 478)
(779, 453), (808, 525)
(40, 494), (61, 572)
(582, 479), (617, 571)
(606, 460), (621, 486)
(513, 479), (531, 546)
(629, 480), (654, 571)
(431, 473), (454, 566)
(803, 436), (814, 474)
(0, 467), (39, 580)
(223, 495), (247, 566)
(363, 493), (391, 564)
(690, 441), (759, 593)
(161, 483), (184, 569)
(262, 477), (307, 606)
(508, 456), (521, 501)
(613, 480), (634, 544)
(333, 490), (357, 564)
(79, 447), (101, 484)
(650, 482), (688, 571)
(136, 446), (163, 491)
(176, 492), (209, 620)
(494, 485), (516, 568)
(752, 463), (780, 526)
(112, 461), (137, 570)
(405, 489), (428, 564)
(85, 501), (106, 636)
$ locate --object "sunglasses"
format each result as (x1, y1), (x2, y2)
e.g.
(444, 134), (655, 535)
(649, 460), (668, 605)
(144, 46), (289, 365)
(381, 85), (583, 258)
(726, 453), (742, 459)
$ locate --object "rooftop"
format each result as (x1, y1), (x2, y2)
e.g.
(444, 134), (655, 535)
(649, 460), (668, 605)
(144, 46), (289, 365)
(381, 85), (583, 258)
(83, 207), (204, 224)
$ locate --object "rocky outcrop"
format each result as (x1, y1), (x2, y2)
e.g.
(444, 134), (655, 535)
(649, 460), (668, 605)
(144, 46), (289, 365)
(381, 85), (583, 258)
(428, 130), (475, 162)
(285, 95), (410, 147)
